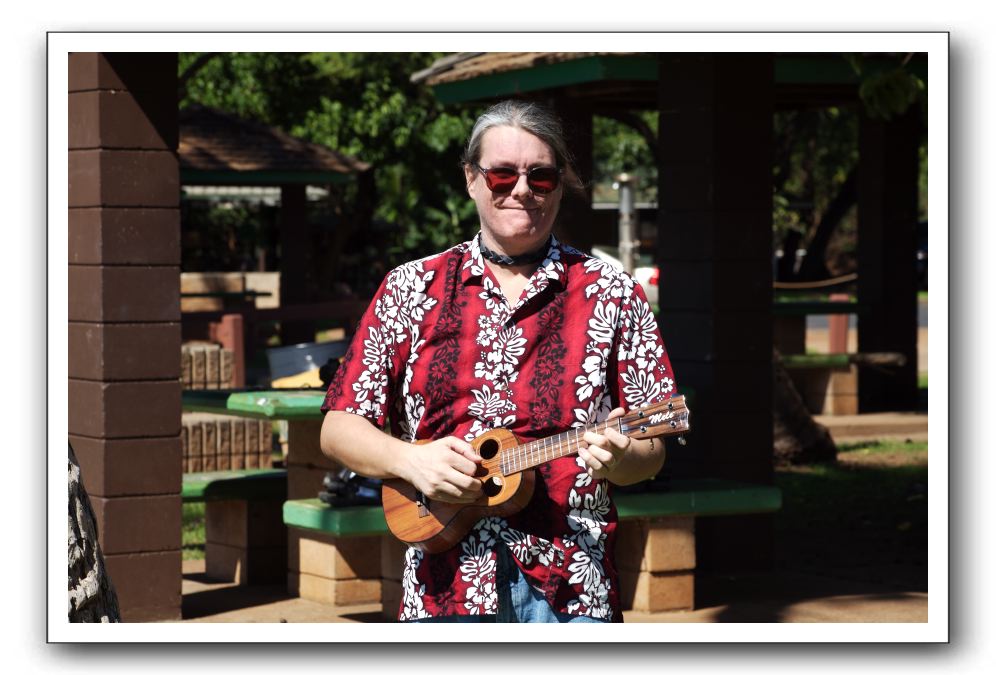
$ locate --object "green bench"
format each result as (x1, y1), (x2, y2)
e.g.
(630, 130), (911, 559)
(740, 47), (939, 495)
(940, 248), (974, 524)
(282, 478), (781, 617)
(183, 468), (288, 585)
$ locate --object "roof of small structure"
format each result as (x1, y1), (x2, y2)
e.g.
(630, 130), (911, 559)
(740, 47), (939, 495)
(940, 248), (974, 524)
(179, 104), (370, 185)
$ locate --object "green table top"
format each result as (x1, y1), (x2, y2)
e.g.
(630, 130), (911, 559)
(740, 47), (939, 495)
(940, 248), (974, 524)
(781, 353), (853, 369)
(282, 478), (781, 537)
(182, 389), (326, 420)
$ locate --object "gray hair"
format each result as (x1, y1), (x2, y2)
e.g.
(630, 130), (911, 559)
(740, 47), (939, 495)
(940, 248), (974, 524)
(462, 100), (584, 194)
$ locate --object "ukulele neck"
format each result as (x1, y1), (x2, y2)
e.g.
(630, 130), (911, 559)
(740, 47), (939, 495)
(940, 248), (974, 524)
(498, 421), (614, 475)
(497, 396), (689, 476)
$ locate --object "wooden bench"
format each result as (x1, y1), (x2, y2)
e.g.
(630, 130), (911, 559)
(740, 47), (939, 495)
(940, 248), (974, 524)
(282, 478), (782, 619)
(183, 468), (288, 585)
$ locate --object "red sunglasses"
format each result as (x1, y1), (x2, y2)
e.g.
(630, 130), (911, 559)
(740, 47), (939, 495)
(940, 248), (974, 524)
(474, 163), (562, 195)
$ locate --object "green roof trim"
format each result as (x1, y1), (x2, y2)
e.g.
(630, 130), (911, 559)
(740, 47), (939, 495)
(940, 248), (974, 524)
(181, 169), (354, 186)
(431, 55), (659, 104)
(430, 54), (928, 104)
(775, 55), (928, 86)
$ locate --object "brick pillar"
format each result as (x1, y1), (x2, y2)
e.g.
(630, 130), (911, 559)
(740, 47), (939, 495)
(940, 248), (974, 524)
(68, 53), (182, 622)
(656, 54), (775, 571)
(548, 96), (595, 253)
(278, 184), (315, 345)
(857, 107), (920, 412)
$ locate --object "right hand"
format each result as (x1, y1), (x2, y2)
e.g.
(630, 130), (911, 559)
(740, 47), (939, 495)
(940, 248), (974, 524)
(400, 436), (483, 503)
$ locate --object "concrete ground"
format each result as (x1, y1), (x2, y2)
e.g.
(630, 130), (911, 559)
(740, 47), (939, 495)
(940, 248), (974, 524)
(177, 405), (929, 625)
(179, 561), (927, 624)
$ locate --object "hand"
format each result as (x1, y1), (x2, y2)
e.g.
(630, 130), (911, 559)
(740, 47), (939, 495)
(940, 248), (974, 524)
(401, 436), (483, 504)
(579, 407), (630, 480)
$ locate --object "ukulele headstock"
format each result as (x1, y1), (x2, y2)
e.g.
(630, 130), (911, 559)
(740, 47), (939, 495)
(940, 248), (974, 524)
(619, 395), (691, 442)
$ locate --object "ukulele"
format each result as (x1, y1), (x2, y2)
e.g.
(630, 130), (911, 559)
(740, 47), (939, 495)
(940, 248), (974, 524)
(381, 394), (690, 553)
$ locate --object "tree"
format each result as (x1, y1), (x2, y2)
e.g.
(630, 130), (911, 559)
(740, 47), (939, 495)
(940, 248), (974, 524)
(179, 52), (481, 290)
(772, 350), (838, 465)
(68, 444), (121, 622)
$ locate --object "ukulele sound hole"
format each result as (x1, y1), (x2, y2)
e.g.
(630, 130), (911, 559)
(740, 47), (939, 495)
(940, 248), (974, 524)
(478, 438), (500, 460)
(482, 475), (503, 497)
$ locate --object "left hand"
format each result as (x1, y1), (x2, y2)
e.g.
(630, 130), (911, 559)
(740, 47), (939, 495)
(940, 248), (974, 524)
(578, 407), (630, 480)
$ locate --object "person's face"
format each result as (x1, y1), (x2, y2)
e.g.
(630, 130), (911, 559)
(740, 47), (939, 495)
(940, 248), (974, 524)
(465, 125), (563, 256)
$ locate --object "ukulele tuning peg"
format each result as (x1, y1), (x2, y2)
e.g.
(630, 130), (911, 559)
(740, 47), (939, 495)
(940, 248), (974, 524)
(677, 436), (686, 446)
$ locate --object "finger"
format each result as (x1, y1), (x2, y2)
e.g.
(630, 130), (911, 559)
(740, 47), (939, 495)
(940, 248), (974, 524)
(445, 476), (482, 502)
(446, 453), (480, 477)
(607, 407), (626, 420)
(578, 446), (611, 474)
(585, 444), (615, 468)
(447, 438), (482, 462)
(447, 470), (482, 494)
(604, 427), (631, 449)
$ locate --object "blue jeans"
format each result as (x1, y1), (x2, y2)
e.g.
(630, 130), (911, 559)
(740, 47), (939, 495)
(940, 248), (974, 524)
(413, 546), (606, 623)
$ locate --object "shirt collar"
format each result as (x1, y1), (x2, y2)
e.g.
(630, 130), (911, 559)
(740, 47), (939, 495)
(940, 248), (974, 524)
(460, 232), (569, 290)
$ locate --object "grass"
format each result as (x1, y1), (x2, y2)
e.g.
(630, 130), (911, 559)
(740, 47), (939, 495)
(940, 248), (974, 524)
(773, 439), (927, 591)
(182, 502), (206, 561)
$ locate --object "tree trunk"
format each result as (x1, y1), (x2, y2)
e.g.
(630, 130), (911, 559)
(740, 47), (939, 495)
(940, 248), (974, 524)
(772, 349), (838, 465)
(68, 443), (121, 623)
(798, 167), (858, 281)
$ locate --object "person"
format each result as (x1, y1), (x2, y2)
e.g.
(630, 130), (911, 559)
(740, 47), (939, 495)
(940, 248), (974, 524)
(320, 99), (677, 623)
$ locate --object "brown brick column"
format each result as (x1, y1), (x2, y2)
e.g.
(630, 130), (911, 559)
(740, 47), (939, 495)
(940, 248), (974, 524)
(68, 53), (182, 622)
(278, 184), (316, 345)
(656, 54), (775, 572)
(857, 107), (921, 412)
(548, 96), (594, 253)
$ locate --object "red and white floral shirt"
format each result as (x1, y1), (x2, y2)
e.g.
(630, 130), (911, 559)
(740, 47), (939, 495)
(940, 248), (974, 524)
(322, 233), (676, 621)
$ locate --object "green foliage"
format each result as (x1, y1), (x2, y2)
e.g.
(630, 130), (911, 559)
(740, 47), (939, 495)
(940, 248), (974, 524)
(179, 52), (481, 272)
(772, 107), (859, 257)
(844, 53), (926, 122)
(592, 112), (658, 203)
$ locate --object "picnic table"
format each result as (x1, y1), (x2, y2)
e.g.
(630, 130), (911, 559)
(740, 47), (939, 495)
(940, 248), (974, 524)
(182, 388), (332, 585)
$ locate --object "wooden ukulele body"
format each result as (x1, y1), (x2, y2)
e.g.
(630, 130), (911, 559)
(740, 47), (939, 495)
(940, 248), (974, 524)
(381, 427), (536, 554)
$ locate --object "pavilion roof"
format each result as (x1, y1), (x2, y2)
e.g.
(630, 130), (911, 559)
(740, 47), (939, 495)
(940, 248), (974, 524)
(179, 104), (370, 185)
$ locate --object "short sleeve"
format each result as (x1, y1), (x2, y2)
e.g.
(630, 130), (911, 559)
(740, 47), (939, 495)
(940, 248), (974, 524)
(320, 273), (399, 428)
(610, 280), (677, 410)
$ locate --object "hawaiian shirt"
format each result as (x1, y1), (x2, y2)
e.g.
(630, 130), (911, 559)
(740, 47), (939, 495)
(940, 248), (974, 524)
(322, 232), (676, 622)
